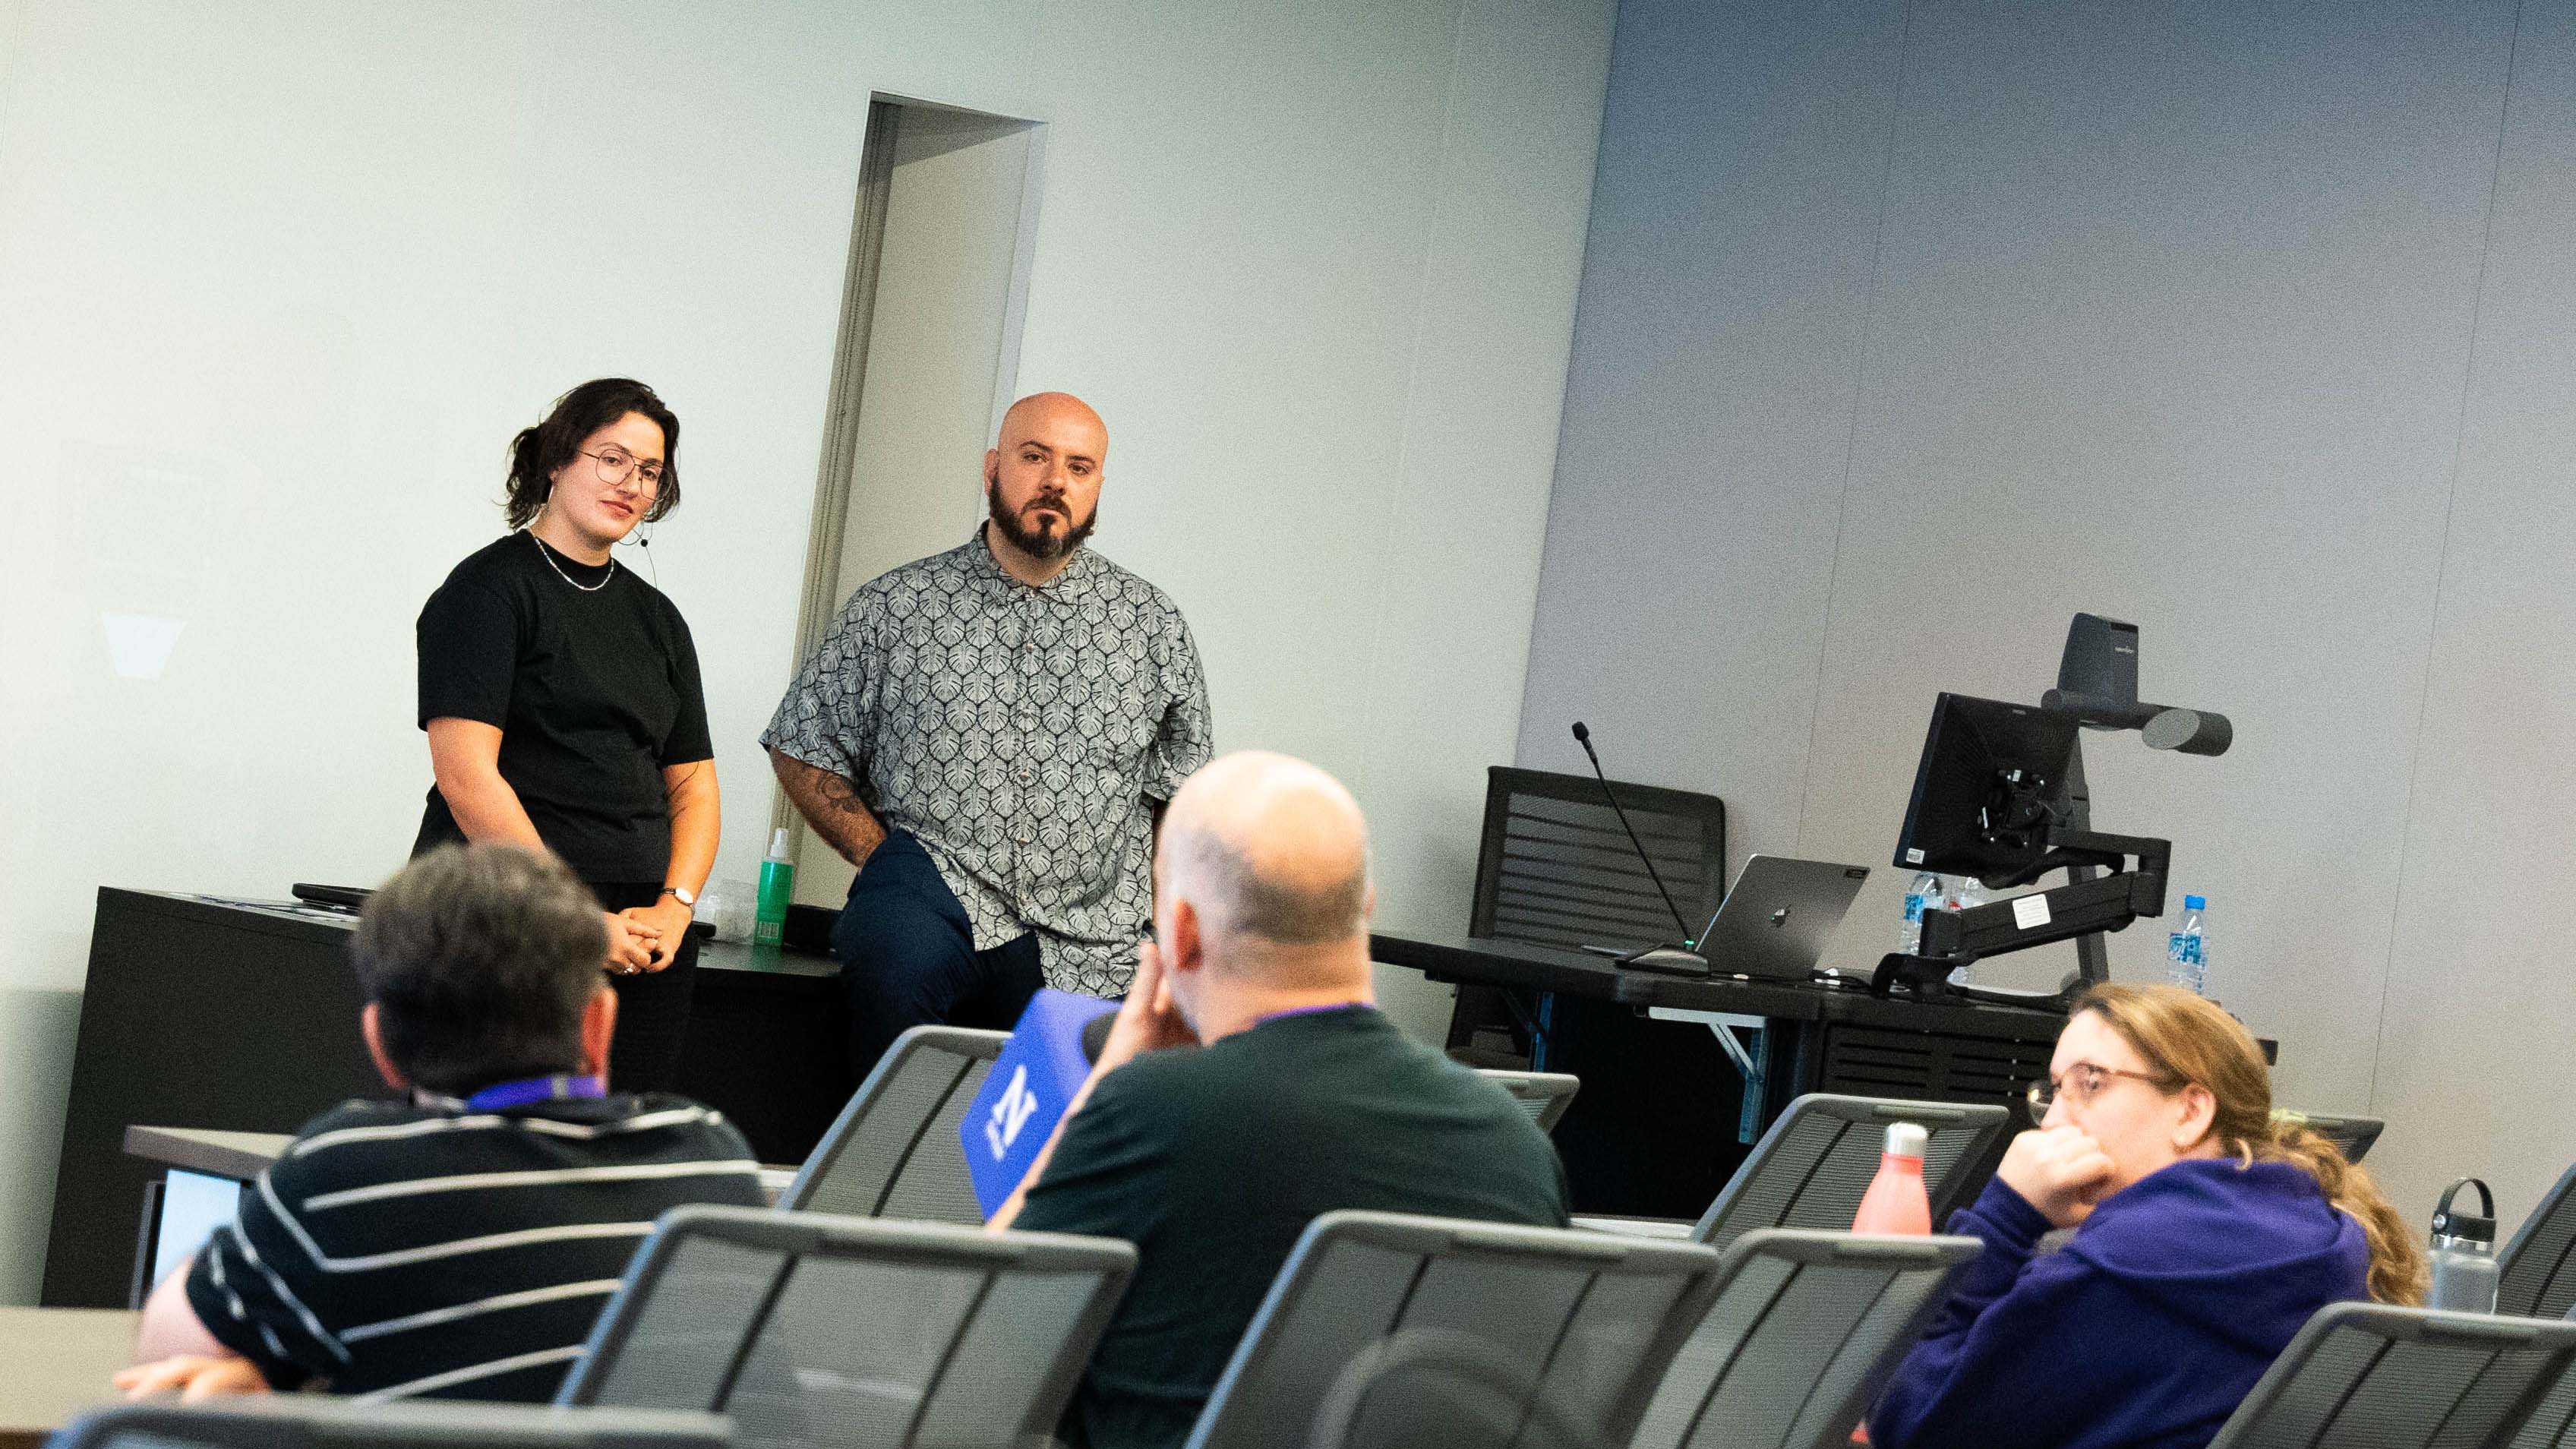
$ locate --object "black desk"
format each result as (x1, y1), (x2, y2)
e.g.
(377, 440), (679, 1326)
(42, 889), (849, 1309)
(1371, 930), (2069, 1217)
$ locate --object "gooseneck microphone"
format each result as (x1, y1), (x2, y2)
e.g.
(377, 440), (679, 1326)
(1571, 721), (1695, 942)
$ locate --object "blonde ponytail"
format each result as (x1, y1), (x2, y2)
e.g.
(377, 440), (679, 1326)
(2256, 1116), (2427, 1306)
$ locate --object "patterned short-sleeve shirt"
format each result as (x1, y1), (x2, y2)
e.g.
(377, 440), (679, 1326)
(762, 532), (1214, 996)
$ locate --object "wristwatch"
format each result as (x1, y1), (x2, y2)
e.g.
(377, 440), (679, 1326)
(660, 885), (696, 912)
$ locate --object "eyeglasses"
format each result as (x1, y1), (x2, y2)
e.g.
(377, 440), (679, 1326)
(2026, 1062), (2179, 1125)
(579, 447), (664, 491)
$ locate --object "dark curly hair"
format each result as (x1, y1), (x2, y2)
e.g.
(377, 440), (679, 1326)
(504, 377), (681, 529)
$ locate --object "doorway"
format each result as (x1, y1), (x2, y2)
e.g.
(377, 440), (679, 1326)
(775, 97), (1043, 906)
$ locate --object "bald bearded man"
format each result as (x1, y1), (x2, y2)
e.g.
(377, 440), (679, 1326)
(993, 751), (1567, 1449)
(764, 393), (1213, 1081)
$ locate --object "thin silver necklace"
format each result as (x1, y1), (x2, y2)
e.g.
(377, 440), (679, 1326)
(528, 529), (615, 592)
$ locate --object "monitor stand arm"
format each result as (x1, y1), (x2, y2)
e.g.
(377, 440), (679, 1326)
(1869, 829), (2170, 1008)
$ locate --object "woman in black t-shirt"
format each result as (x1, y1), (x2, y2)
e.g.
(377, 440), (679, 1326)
(412, 378), (719, 1092)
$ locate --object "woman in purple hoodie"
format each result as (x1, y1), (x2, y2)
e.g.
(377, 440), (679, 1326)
(1871, 983), (2425, 1449)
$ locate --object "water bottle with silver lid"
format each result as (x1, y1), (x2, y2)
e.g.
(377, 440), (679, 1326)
(2427, 1176), (2500, 1314)
(1852, 1121), (1932, 1236)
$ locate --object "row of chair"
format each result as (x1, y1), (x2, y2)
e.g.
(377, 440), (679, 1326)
(71, 1201), (2576, 1449)
(94, 1024), (2518, 1449)
(565, 1205), (1984, 1449)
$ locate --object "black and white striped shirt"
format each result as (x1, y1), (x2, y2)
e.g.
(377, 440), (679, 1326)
(183, 1093), (764, 1402)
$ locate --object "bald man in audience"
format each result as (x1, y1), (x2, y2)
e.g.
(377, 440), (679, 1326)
(993, 750), (1569, 1449)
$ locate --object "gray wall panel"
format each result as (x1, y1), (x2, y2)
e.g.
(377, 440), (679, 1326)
(1802, 0), (2506, 1114)
(2373, 2), (2576, 1231)
(1514, 0), (1904, 863)
(1526, 0), (2530, 1211)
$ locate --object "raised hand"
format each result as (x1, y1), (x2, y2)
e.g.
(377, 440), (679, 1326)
(1097, 939), (1198, 1070)
(1997, 1125), (2119, 1228)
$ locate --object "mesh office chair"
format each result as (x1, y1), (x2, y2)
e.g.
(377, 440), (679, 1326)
(776, 1026), (1006, 1223)
(558, 1205), (1134, 1449)
(2513, 1354), (2576, 1449)
(2501, 1163), (2576, 1321)
(51, 1400), (728, 1449)
(2205, 1302), (2576, 1449)
(1447, 766), (1728, 1067)
(2277, 1111), (2385, 1165)
(1181, 1210), (1724, 1449)
(1475, 1069), (1581, 1134)
(1687, 1095), (2012, 1255)
(1469, 766), (1726, 953)
(1630, 1229), (1980, 1449)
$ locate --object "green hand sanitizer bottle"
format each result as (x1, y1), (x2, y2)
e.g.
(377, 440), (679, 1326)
(755, 827), (795, 948)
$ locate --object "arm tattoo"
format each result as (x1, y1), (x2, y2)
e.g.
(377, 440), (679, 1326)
(770, 750), (885, 867)
(817, 772), (872, 815)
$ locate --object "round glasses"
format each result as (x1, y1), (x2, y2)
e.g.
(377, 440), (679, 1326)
(2026, 1062), (2178, 1125)
(579, 446), (664, 492)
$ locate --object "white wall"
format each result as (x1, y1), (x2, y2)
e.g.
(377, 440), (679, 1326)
(0, 0), (1614, 1302)
(1519, 0), (2547, 1220)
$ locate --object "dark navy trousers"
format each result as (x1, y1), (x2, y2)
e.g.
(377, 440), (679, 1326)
(832, 829), (1043, 1084)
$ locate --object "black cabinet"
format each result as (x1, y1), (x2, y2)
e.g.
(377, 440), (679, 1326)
(42, 890), (846, 1308)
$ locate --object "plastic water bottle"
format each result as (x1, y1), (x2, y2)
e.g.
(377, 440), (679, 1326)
(1852, 1122), (1933, 1235)
(2167, 895), (2208, 996)
(1900, 873), (1944, 955)
(1945, 876), (1985, 987)
(2427, 1177), (2500, 1313)
(754, 827), (796, 948)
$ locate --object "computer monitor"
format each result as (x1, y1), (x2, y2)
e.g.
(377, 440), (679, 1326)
(1893, 693), (2081, 887)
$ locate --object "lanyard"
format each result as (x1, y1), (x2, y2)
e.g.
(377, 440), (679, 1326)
(1254, 1002), (1372, 1027)
(417, 1072), (607, 1113)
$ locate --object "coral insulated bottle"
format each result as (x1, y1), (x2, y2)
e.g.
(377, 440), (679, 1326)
(1850, 1129), (1931, 1449)
(1852, 1122), (1932, 1236)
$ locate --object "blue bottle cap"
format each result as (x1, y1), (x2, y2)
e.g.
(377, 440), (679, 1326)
(2183, 895), (2205, 911)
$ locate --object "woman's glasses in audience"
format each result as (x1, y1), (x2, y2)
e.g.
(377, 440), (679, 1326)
(2026, 1062), (2179, 1125)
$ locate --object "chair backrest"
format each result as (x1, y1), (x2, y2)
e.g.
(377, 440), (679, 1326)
(777, 1026), (1007, 1223)
(2511, 1345), (2576, 1449)
(1182, 1210), (1724, 1449)
(559, 1205), (1134, 1449)
(2279, 1111), (2386, 1165)
(2206, 1302), (2576, 1449)
(2501, 1162), (2576, 1320)
(1476, 1069), (1581, 1134)
(1470, 766), (1725, 953)
(1690, 1095), (2011, 1255)
(1630, 1229), (1981, 1449)
(50, 1400), (728, 1449)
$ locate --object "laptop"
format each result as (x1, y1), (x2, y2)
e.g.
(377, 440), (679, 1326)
(1674, 854), (1871, 982)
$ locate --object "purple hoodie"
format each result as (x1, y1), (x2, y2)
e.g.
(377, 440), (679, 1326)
(1872, 1157), (2370, 1449)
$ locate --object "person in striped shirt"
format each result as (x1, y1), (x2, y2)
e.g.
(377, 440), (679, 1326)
(118, 841), (766, 1403)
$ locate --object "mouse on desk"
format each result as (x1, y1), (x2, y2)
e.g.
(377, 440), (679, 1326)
(1621, 947), (1711, 977)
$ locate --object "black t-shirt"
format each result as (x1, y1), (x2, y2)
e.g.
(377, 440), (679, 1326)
(1015, 1006), (1571, 1449)
(414, 532), (713, 882)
